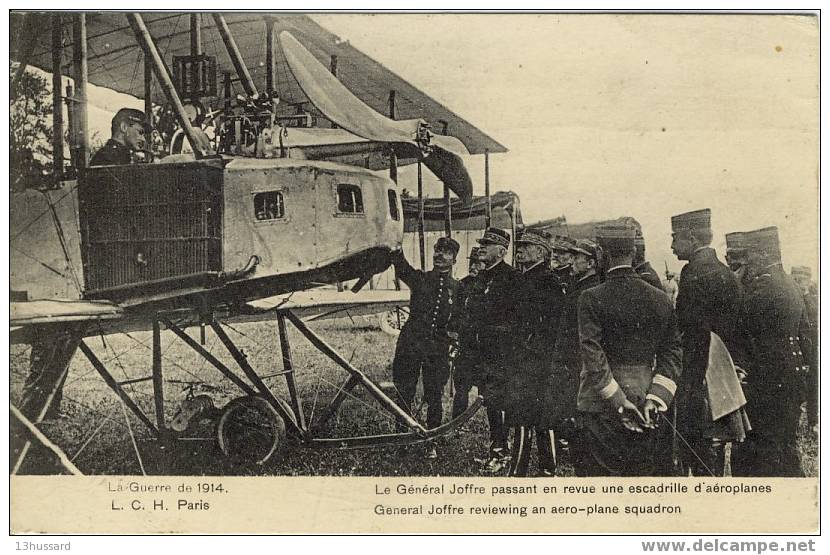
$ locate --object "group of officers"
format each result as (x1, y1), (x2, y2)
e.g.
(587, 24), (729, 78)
(389, 208), (817, 477)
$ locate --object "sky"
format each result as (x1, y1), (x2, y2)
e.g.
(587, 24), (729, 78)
(77, 13), (819, 276)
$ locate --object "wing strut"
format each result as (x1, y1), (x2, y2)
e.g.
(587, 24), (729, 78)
(212, 14), (258, 97)
(11, 405), (83, 475)
(127, 13), (213, 158)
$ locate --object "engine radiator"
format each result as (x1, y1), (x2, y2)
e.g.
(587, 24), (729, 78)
(78, 159), (224, 298)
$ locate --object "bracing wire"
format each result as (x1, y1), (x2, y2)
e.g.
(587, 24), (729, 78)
(120, 399), (147, 475)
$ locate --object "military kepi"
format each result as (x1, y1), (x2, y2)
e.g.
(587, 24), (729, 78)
(671, 208), (711, 233)
(569, 238), (599, 259)
(744, 226), (781, 260)
(477, 227), (511, 248)
(515, 229), (552, 253)
(435, 236), (461, 256)
(551, 235), (577, 252)
(725, 231), (746, 252)
(595, 222), (636, 250)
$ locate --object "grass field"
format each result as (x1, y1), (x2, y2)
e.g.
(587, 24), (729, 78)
(10, 317), (819, 477)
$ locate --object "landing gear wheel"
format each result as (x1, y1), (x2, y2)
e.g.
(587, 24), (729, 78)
(216, 395), (286, 466)
(379, 306), (409, 337)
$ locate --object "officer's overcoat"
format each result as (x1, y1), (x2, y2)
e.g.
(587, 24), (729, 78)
(577, 267), (682, 413)
(674, 247), (742, 437)
(550, 271), (601, 424)
(467, 259), (520, 410)
(504, 262), (564, 426)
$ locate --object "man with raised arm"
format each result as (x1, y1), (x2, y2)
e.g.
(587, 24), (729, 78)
(390, 236), (461, 459)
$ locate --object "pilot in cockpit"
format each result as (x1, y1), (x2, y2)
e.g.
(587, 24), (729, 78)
(89, 108), (147, 166)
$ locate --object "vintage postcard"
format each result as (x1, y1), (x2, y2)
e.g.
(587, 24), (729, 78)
(7, 10), (820, 535)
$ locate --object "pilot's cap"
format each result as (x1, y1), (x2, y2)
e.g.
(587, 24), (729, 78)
(515, 229), (552, 254)
(112, 108), (146, 128)
(671, 208), (711, 234)
(744, 226), (781, 261)
(435, 236), (461, 257)
(477, 227), (511, 248)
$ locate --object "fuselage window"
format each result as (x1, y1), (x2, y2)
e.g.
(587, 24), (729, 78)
(337, 184), (364, 214)
(387, 189), (400, 221)
(254, 191), (285, 220)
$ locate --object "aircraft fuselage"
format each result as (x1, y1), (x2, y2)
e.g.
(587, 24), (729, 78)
(11, 156), (404, 315)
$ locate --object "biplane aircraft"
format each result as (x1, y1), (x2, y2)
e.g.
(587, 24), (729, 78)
(9, 12), (507, 474)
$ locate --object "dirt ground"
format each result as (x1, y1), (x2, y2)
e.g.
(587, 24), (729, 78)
(10, 317), (818, 477)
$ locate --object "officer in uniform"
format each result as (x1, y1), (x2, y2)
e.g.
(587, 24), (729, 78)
(89, 108), (147, 166)
(725, 232), (747, 272)
(574, 223), (682, 476)
(451, 247), (486, 420)
(550, 236), (577, 293)
(550, 238), (602, 472)
(731, 227), (809, 476)
(390, 236), (461, 458)
(504, 229), (564, 476)
(725, 231), (750, 289)
(468, 227), (519, 472)
(670, 209), (743, 476)
(633, 229), (665, 291)
(791, 265), (818, 432)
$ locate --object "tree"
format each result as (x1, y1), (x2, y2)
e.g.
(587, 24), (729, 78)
(9, 62), (53, 191)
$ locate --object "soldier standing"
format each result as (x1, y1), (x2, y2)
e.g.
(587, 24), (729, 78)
(390, 237), (461, 459)
(469, 227), (519, 473)
(450, 247), (486, 420)
(504, 230), (564, 476)
(550, 238), (602, 471)
(574, 223), (682, 476)
(634, 229), (664, 291)
(791, 265), (818, 433)
(670, 209), (742, 476)
(725, 231), (750, 289)
(731, 228), (809, 476)
(550, 236), (576, 293)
